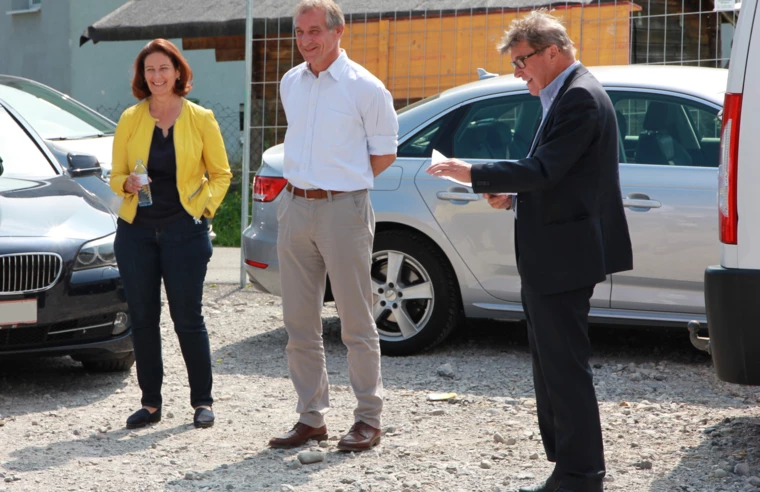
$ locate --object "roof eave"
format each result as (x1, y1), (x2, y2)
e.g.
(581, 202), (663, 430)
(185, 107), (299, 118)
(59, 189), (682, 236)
(80, 19), (248, 46)
(80, 4), (580, 45)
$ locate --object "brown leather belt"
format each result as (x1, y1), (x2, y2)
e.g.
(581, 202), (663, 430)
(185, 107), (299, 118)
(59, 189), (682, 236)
(286, 183), (346, 200)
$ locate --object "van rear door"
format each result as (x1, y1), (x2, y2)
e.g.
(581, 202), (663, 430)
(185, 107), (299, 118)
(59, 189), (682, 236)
(705, 0), (760, 385)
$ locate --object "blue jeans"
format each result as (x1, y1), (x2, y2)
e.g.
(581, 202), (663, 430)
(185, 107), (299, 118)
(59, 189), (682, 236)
(114, 215), (213, 409)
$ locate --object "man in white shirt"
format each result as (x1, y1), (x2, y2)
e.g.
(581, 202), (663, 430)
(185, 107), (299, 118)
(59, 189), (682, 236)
(268, 0), (399, 452)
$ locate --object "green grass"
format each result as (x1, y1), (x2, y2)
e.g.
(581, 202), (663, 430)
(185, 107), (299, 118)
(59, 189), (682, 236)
(212, 185), (244, 247)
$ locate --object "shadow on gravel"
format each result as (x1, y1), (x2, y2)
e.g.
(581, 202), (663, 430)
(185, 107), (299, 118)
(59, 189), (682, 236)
(0, 357), (129, 418)
(4, 423), (192, 472)
(164, 446), (363, 491)
(209, 292), (737, 409)
(650, 415), (760, 491)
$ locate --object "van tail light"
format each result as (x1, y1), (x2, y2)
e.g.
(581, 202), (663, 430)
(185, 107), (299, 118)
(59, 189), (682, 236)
(253, 176), (287, 202)
(719, 93), (741, 245)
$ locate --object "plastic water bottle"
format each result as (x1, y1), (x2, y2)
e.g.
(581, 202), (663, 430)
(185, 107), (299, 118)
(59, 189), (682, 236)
(134, 159), (152, 207)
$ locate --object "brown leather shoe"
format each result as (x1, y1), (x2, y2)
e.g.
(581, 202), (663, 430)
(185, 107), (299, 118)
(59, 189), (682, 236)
(337, 421), (382, 451)
(268, 423), (328, 449)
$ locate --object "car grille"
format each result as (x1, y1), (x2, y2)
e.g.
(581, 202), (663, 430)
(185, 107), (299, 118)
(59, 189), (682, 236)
(0, 314), (115, 350)
(0, 253), (63, 294)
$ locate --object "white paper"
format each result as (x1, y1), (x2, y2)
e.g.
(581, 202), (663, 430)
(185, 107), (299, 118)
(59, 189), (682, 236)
(430, 149), (510, 196)
(429, 149), (472, 187)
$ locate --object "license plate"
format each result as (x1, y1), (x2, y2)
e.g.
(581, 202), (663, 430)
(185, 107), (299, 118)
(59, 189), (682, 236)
(0, 299), (37, 327)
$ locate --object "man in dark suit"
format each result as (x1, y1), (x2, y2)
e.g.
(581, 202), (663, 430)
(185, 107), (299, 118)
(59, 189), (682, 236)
(427, 10), (633, 492)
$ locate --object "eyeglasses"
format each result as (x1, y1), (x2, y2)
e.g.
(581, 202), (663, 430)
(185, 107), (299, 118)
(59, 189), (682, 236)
(510, 47), (547, 69)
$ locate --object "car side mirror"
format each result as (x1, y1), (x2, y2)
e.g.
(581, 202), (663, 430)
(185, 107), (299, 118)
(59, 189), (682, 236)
(67, 152), (102, 178)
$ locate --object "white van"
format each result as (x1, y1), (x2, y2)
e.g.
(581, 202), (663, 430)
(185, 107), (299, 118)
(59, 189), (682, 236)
(704, 0), (760, 385)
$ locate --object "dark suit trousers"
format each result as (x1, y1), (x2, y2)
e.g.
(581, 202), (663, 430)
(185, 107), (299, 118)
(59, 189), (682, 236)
(521, 281), (606, 486)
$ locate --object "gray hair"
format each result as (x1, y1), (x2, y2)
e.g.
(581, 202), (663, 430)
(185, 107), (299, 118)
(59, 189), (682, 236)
(497, 10), (576, 56)
(293, 0), (345, 30)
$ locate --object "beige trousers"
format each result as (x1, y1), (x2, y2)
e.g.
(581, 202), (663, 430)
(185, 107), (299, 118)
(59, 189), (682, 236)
(276, 188), (383, 429)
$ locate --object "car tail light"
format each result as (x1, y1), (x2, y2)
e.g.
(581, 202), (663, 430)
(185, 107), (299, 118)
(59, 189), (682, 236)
(253, 176), (287, 202)
(245, 259), (268, 269)
(718, 93), (741, 245)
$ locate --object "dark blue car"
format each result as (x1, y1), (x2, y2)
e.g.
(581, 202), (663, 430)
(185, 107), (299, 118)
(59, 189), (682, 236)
(0, 98), (133, 371)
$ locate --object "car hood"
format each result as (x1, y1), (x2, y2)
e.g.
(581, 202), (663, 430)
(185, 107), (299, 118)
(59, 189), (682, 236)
(0, 176), (116, 239)
(46, 136), (114, 173)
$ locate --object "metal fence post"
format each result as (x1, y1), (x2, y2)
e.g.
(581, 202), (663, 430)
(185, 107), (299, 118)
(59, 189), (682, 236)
(241, 0), (254, 288)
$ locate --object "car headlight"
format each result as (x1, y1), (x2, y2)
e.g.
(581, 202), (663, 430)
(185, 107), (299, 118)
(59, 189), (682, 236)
(74, 233), (116, 271)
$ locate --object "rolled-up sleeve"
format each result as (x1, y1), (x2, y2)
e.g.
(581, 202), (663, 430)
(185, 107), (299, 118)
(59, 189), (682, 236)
(363, 84), (398, 156)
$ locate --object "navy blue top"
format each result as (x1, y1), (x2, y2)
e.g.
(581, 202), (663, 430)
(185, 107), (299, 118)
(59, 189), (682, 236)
(133, 125), (188, 228)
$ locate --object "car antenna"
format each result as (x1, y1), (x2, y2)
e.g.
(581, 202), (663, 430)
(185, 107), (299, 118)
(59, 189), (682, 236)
(477, 68), (498, 80)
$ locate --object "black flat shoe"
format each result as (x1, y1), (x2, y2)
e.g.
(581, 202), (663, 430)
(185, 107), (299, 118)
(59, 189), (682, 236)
(193, 407), (214, 428)
(126, 407), (161, 429)
(519, 475), (602, 492)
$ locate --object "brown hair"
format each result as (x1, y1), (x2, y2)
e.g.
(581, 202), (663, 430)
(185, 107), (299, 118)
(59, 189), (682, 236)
(497, 10), (576, 57)
(131, 38), (193, 100)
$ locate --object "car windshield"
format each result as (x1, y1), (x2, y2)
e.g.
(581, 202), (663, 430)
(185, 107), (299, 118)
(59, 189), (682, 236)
(0, 78), (115, 140)
(0, 106), (56, 178)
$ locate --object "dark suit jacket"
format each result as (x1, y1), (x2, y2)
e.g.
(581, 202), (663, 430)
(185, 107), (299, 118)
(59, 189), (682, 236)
(471, 65), (633, 295)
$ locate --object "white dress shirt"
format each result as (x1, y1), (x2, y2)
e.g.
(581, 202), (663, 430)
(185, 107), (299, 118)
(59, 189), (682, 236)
(280, 50), (399, 191)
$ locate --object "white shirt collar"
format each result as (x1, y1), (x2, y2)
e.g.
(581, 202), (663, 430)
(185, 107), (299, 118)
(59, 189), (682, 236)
(301, 49), (348, 81)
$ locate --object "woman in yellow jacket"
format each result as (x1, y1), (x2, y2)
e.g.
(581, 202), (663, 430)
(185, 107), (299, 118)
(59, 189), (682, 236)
(110, 39), (232, 430)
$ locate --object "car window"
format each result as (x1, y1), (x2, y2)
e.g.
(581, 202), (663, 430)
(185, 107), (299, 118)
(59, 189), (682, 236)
(0, 79), (115, 140)
(451, 95), (540, 160)
(398, 117), (447, 158)
(0, 106), (57, 178)
(610, 92), (720, 167)
(398, 109), (460, 158)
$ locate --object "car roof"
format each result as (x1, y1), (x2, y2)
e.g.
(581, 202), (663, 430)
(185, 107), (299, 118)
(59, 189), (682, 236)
(0, 74), (47, 87)
(397, 65), (727, 138)
(441, 65), (728, 106)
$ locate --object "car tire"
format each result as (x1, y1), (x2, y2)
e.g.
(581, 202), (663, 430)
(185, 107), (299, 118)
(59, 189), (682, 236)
(372, 229), (461, 355)
(79, 352), (135, 372)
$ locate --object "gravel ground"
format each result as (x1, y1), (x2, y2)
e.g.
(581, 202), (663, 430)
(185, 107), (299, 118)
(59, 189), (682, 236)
(2, 284), (760, 492)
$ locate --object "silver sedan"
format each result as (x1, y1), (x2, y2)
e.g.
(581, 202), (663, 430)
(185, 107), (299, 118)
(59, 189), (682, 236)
(243, 65), (726, 355)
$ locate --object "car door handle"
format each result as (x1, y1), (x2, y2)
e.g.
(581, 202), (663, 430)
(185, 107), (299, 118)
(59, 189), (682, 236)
(623, 198), (661, 209)
(436, 191), (480, 202)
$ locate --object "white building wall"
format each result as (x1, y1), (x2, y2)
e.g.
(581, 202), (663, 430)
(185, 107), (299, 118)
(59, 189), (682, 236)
(0, 0), (71, 92)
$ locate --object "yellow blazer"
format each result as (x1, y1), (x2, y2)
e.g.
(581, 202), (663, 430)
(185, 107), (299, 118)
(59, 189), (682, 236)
(110, 98), (232, 223)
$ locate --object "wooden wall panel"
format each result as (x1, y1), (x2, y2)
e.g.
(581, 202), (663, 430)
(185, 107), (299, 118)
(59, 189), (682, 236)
(183, 36), (245, 51)
(343, 4), (637, 99)
(217, 3), (638, 103)
(215, 48), (246, 62)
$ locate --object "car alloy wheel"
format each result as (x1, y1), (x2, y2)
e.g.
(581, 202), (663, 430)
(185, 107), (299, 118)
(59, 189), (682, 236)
(371, 230), (461, 355)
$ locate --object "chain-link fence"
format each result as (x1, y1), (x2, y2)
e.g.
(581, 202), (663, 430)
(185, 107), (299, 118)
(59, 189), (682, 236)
(631, 0), (737, 66)
(97, 101), (244, 175)
(95, 105), (128, 127)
